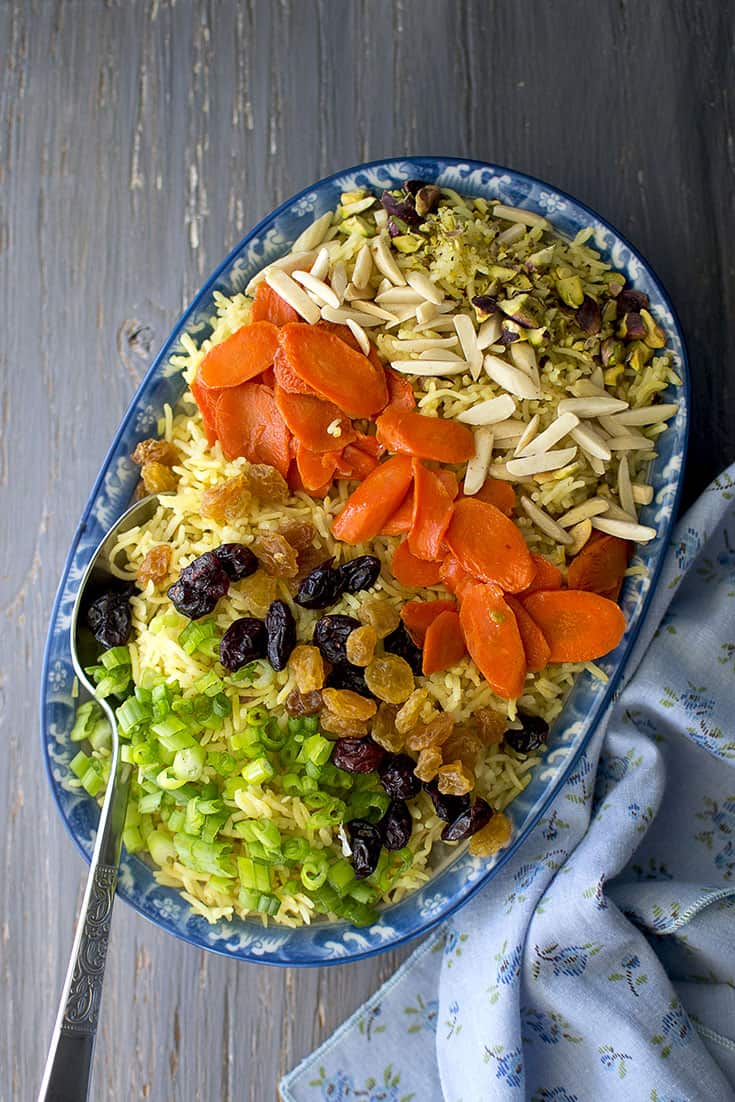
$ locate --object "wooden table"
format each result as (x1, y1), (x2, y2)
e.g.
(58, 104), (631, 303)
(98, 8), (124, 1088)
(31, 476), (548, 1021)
(2, 2), (733, 1098)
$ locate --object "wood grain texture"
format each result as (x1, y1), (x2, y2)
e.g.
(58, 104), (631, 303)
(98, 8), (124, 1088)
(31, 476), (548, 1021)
(1, 1), (733, 1098)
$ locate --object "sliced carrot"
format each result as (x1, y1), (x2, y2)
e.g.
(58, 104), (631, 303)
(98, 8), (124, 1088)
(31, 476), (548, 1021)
(288, 458), (332, 499)
(214, 382), (292, 477)
(295, 442), (341, 493)
(522, 589), (626, 663)
(517, 553), (564, 597)
(438, 556), (477, 603)
(337, 444), (380, 481)
(384, 368), (417, 410)
(251, 281), (300, 326)
(391, 540), (443, 587)
(332, 455), (414, 544)
(422, 610), (467, 675)
(273, 346), (318, 396)
(351, 432), (386, 460)
(198, 322), (280, 389)
(381, 468), (458, 537)
(437, 469), (460, 500)
(505, 595), (551, 673)
(400, 598), (457, 647)
(460, 583), (527, 700)
(190, 375), (219, 446)
(567, 532), (630, 601)
(279, 323), (388, 417)
(274, 385), (356, 453)
(376, 407), (475, 464)
(408, 460), (455, 561)
(472, 477), (517, 517)
(444, 498), (535, 593)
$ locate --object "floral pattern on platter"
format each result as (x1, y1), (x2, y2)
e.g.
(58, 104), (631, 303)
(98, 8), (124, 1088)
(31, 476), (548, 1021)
(40, 157), (689, 966)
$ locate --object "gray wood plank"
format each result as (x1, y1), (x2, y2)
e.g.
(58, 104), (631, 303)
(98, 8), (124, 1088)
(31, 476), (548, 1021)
(1, 0), (733, 1098)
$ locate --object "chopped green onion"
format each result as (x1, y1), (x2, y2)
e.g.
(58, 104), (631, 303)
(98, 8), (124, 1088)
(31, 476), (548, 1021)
(123, 825), (144, 853)
(327, 858), (356, 897)
(282, 836), (310, 864)
(298, 733), (333, 768)
(300, 852), (329, 892)
(178, 619), (218, 656)
(173, 833), (235, 877)
(206, 751), (238, 777)
(172, 745), (206, 782)
(100, 646), (131, 670)
(147, 829), (177, 866)
(194, 670), (224, 697)
(241, 757), (275, 786)
(69, 750), (89, 779)
(138, 790), (163, 814)
(237, 856), (272, 894)
(70, 700), (103, 743)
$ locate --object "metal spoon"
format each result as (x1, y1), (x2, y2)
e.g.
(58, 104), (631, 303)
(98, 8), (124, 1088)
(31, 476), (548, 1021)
(39, 495), (160, 1102)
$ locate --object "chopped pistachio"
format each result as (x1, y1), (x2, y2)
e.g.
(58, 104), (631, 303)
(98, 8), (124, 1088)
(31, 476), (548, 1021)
(488, 263), (517, 283)
(604, 363), (626, 386)
(640, 308), (666, 348)
(556, 274), (585, 308)
(601, 337), (624, 365)
(601, 299), (618, 326)
(391, 234), (423, 254)
(617, 312), (647, 341)
(626, 340), (654, 372)
(499, 293), (544, 328)
(415, 185), (442, 217)
(525, 244), (555, 271)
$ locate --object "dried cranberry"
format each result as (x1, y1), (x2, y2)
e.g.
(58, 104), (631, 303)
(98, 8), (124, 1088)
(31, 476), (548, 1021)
(213, 543), (258, 582)
(86, 591), (132, 649)
(383, 622), (423, 677)
(423, 779), (470, 823)
(347, 819), (382, 879)
(380, 799), (413, 850)
(313, 614), (361, 664)
(505, 713), (549, 755)
(264, 600), (296, 671)
(332, 736), (386, 774)
(441, 797), (493, 842)
(167, 551), (230, 619)
(379, 754), (421, 800)
(219, 617), (267, 671)
(336, 555), (381, 595)
(294, 558), (339, 609)
(325, 661), (375, 698)
(380, 189), (422, 227)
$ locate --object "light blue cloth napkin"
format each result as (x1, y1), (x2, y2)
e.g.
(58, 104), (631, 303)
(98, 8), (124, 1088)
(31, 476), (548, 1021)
(281, 465), (735, 1102)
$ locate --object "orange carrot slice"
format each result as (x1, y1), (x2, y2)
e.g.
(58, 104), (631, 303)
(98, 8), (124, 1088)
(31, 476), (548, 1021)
(460, 583), (527, 700)
(274, 385), (356, 453)
(567, 532), (630, 601)
(351, 432), (386, 460)
(198, 322), (280, 389)
(295, 442), (341, 493)
(332, 455), (414, 544)
(422, 610), (467, 675)
(376, 407), (475, 464)
(391, 540), (443, 587)
(251, 281), (300, 326)
(279, 323), (388, 417)
(385, 368), (417, 411)
(273, 346), (319, 396)
(336, 444), (380, 481)
(522, 589), (626, 663)
(214, 382), (292, 477)
(438, 556), (477, 603)
(437, 469), (460, 500)
(444, 498), (535, 593)
(472, 477), (517, 517)
(505, 595), (551, 672)
(381, 468), (458, 537)
(288, 458), (332, 499)
(190, 375), (219, 446)
(408, 460), (455, 561)
(401, 598), (457, 645)
(517, 553), (564, 597)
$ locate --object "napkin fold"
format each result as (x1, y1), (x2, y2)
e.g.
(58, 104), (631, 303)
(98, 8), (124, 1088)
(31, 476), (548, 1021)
(281, 465), (735, 1102)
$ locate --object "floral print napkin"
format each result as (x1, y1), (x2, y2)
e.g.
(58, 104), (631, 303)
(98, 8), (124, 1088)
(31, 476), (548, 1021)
(281, 466), (735, 1102)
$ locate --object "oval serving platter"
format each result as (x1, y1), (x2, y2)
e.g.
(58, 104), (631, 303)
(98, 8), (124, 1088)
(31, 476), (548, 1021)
(41, 157), (689, 966)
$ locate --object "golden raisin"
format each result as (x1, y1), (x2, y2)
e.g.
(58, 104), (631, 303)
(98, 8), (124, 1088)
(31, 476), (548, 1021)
(320, 710), (369, 738)
(132, 438), (180, 467)
(364, 654), (414, 704)
(200, 473), (252, 524)
(476, 707), (508, 747)
(247, 463), (289, 502)
(295, 544), (328, 581)
(137, 544), (172, 588)
(285, 689), (323, 717)
(404, 712), (454, 752)
(442, 728), (483, 771)
(395, 688), (429, 735)
(437, 760), (475, 796)
(469, 811), (512, 857)
(345, 625), (377, 667)
(370, 704), (404, 752)
(252, 533), (298, 578)
(289, 645), (326, 694)
(321, 687), (377, 722)
(413, 746), (442, 782)
(238, 570), (278, 616)
(278, 520), (316, 551)
(358, 599), (401, 639)
(141, 461), (177, 494)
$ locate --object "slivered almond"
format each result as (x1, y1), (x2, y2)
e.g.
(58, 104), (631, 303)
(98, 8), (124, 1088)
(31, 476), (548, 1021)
(375, 287), (424, 305)
(606, 434), (653, 452)
(406, 270), (444, 304)
(291, 210), (333, 253)
(592, 517), (657, 543)
(476, 315), (502, 349)
(557, 498), (610, 527)
(597, 414), (622, 436)
(497, 221), (526, 245)
(411, 315), (460, 334)
(521, 495), (573, 545)
(419, 349), (463, 362)
(570, 378), (609, 398)
(309, 247), (331, 281)
(464, 428), (494, 495)
(487, 461), (519, 482)
(352, 244), (373, 290)
(613, 403), (679, 426)
(383, 306), (421, 329)
(470, 347), (484, 380)
(632, 483), (654, 506)
(330, 260), (348, 302)
(517, 412), (579, 458)
(492, 419), (528, 440)
(600, 500), (638, 522)
(617, 455), (636, 519)
(390, 359), (467, 377)
(245, 251), (317, 294)
(372, 235), (406, 285)
(589, 455), (606, 476)
(492, 203), (548, 228)
(567, 519), (593, 555)
(377, 277), (392, 295)
(346, 318), (371, 356)
(374, 208), (388, 229)
(292, 269), (341, 308)
(343, 283), (368, 302)
(349, 299), (399, 323)
(484, 354), (542, 400)
(456, 395), (516, 426)
(321, 305), (387, 328)
(416, 301), (438, 325)
(265, 270), (321, 324)
(393, 336), (459, 353)
(506, 447), (577, 477)
(558, 396), (629, 416)
(513, 414), (540, 456)
(454, 314), (477, 356)
(570, 423), (612, 462)
(590, 365), (604, 388)
(509, 342), (540, 386)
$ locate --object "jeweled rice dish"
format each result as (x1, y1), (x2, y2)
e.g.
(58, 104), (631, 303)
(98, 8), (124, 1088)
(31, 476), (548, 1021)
(69, 181), (680, 927)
